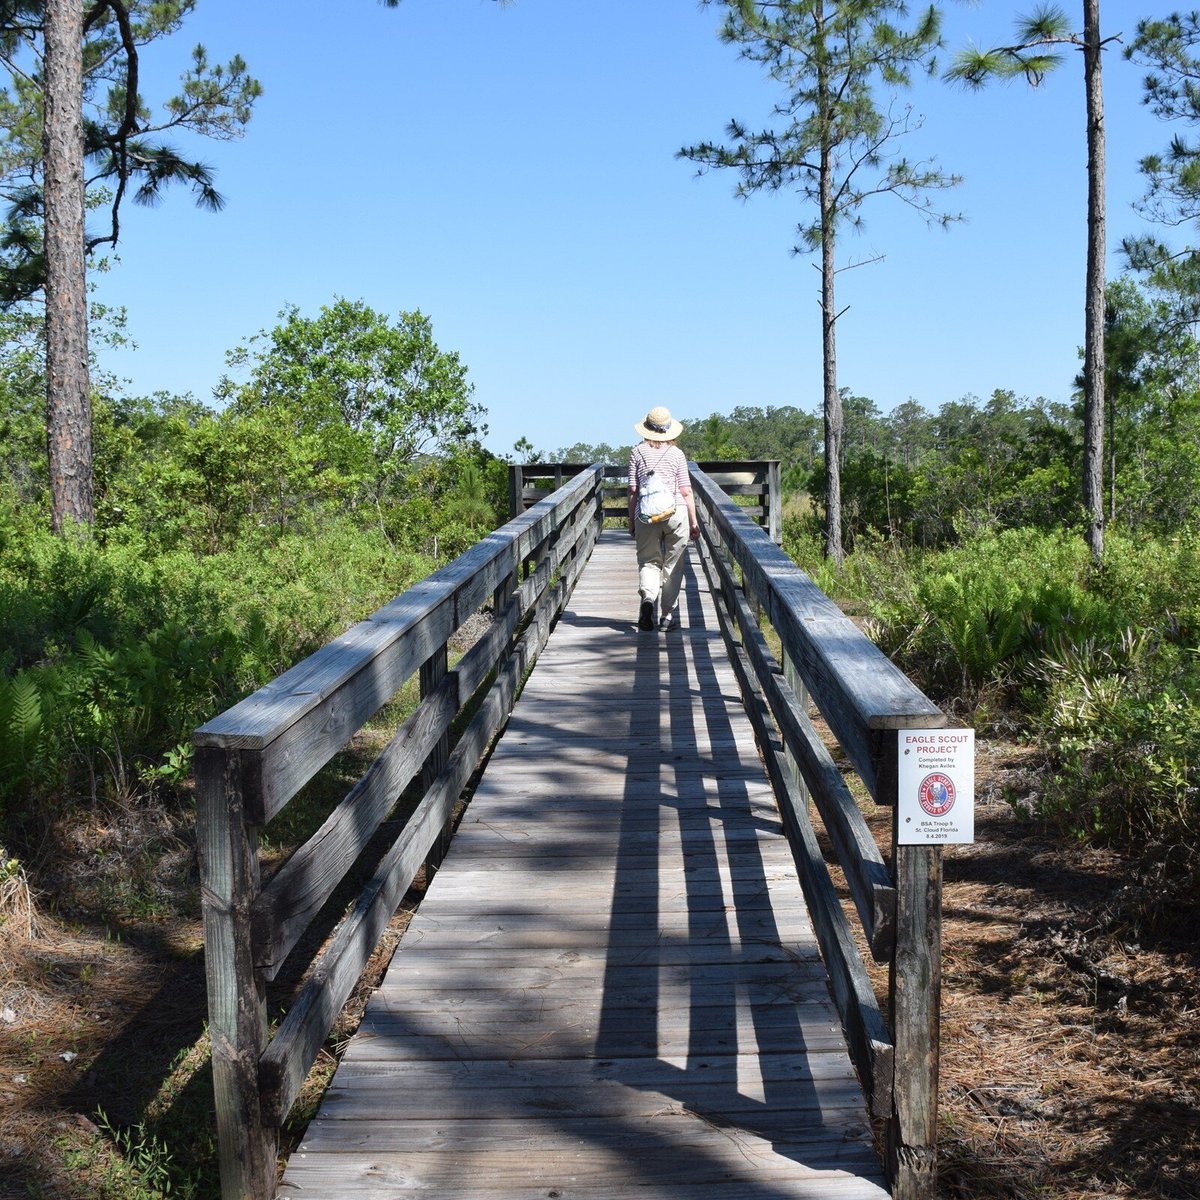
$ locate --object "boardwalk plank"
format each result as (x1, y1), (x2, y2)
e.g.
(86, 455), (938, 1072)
(348, 1009), (852, 1061)
(279, 532), (889, 1200)
(297, 1113), (876, 1154)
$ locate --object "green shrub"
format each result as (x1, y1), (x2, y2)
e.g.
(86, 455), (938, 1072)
(824, 527), (1117, 705)
(783, 522), (1200, 869)
(0, 515), (432, 830)
(1037, 637), (1200, 851)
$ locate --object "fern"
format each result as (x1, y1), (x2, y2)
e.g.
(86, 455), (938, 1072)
(0, 673), (44, 810)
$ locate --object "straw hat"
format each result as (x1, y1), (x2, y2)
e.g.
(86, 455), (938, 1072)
(634, 406), (684, 441)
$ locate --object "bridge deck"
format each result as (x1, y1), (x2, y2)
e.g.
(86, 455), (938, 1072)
(278, 531), (889, 1199)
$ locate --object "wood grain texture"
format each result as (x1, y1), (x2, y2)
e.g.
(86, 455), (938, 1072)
(279, 531), (889, 1200)
(193, 746), (276, 1200)
(698, 533), (896, 960)
(252, 672), (460, 979)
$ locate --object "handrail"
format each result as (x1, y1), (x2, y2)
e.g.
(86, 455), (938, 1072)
(194, 467), (604, 1200)
(689, 464), (950, 1200)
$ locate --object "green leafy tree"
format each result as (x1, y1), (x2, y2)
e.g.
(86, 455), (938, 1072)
(0, 304), (47, 510)
(840, 391), (883, 464)
(1, 2), (261, 294)
(675, 404), (820, 467)
(442, 455), (499, 540)
(0, 1), (260, 531)
(679, 412), (744, 460)
(727, 403), (820, 463)
(681, 0), (960, 565)
(948, 3), (1117, 560)
(1127, 12), (1200, 227)
(224, 298), (484, 525)
(545, 441), (626, 465)
(886, 397), (933, 466)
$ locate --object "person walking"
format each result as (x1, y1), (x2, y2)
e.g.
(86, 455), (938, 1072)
(628, 406), (700, 631)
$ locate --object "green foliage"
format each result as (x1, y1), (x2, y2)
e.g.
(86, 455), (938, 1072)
(0, 673), (42, 822)
(0, 284), (510, 840)
(802, 523), (1200, 872)
(676, 404), (820, 469)
(0, 513), (432, 830)
(221, 298), (484, 519)
(946, 5), (1075, 88)
(543, 440), (627, 465)
(1102, 278), (1200, 535)
(796, 390), (1079, 550)
(840, 527), (1140, 704)
(67, 1108), (201, 1200)
(1037, 635), (1200, 852)
(1127, 12), (1200, 237)
(683, 0), (960, 249)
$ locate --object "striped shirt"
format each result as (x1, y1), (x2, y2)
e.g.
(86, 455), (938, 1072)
(629, 442), (689, 504)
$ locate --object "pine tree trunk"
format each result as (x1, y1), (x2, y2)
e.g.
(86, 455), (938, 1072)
(815, 0), (843, 565)
(1082, 0), (1105, 560)
(43, 0), (92, 532)
(822, 203), (843, 565)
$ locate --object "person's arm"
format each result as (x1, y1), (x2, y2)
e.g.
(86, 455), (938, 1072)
(674, 449), (699, 541)
(679, 484), (699, 541)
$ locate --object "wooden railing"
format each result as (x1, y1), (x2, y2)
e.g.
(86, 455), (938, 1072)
(194, 459), (950, 1200)
(689, 468), (948, 1200)
(510, 459), (782, 542)
(193, 468), (603, 1200)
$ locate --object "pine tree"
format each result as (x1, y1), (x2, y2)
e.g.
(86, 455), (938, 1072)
(0, 1), (260, 530)
(947, 2), (1116, 561)
(1123, 12), (1200, 331)
(681, 0), (960, 564)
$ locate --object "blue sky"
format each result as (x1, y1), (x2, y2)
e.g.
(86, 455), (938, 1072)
(91, 0), (1173, 458)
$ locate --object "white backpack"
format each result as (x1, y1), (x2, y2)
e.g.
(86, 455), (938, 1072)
(636, 447), (677, 525)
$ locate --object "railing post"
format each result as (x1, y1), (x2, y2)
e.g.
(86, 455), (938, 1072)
(508, 464), (525, 521)
(780, 649), (810, 805)
(493, 569), (517, 623)
(885, 729), (943, 1200)
(421, 643), (452, 876)
(767, 459), (782, 544)
(195, 745), (275, 1200)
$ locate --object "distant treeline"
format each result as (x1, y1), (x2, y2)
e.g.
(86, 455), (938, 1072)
(544, 275), (1200, 551)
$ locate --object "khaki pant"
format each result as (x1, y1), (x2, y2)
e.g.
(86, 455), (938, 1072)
(634, 506), (690, 618)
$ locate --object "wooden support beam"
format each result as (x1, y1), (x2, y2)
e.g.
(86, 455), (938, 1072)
(887, 763), (943, 1200)
(690, 469), (944, 802)
(195, 745), (275, 1200)
(699, 531), (896, 961)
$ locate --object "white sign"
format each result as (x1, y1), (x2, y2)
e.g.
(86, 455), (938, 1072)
(897, 729), (975, 845)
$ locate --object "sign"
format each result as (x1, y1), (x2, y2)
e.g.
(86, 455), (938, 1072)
(897, 729), (975, 845)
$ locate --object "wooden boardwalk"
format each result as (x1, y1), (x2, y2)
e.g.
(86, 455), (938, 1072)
(278, 531), (889, 1199)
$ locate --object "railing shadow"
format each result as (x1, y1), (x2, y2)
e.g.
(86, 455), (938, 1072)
(592, 549), (879, 1177)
